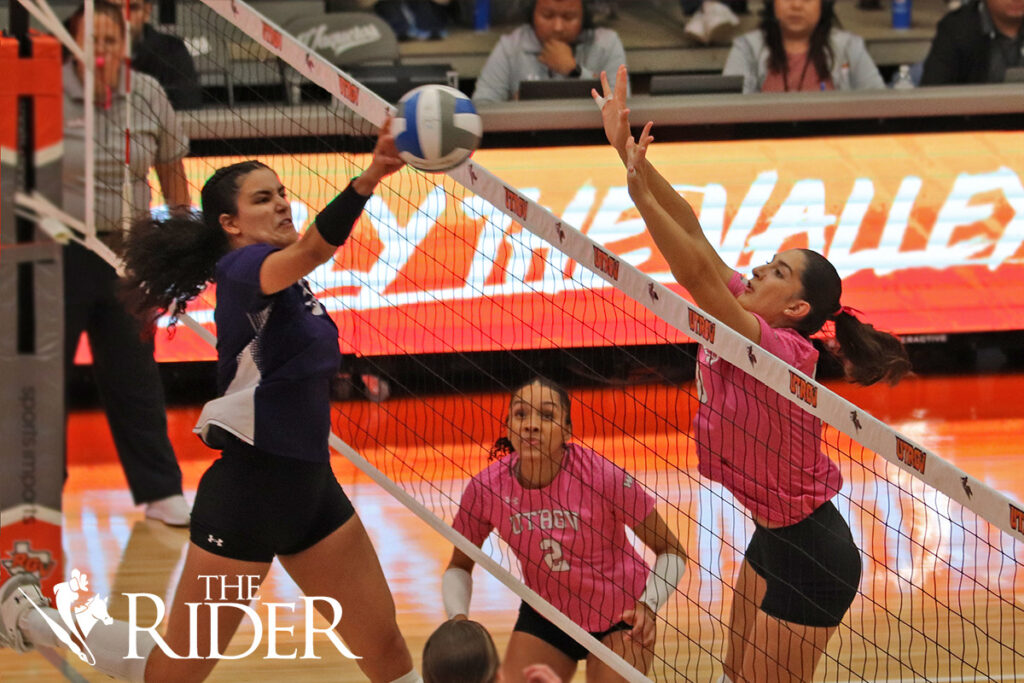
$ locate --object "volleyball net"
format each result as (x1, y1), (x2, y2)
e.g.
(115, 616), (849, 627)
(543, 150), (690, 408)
(27, 0), (1024, 679)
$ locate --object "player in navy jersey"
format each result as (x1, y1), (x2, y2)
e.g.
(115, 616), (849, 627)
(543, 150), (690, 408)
(0, 122), (424, 683)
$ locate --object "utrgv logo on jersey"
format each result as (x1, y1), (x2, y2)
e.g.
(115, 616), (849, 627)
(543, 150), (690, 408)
(20, 568), (112, 666)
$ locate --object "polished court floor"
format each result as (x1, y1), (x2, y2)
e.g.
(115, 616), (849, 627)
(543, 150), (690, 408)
(2, 373), (1023, 682)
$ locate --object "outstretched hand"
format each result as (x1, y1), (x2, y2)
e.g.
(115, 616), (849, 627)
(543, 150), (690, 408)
(368, 115), (405, 178)
(591, 64), (631, 161)
(625, 121), (655, 194)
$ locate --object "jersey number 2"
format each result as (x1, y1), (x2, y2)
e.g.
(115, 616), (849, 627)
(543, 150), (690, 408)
(540, 538), (570, 572)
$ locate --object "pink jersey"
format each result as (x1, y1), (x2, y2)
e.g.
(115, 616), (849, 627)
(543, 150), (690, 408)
(453, 443), (655, 631)
(694, 271), (842, 527)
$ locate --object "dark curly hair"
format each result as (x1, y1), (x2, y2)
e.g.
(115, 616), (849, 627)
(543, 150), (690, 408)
(119, 160), (271, 329)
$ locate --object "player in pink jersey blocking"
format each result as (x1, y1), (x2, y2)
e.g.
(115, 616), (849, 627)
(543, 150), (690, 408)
(442, 377), (688, 682)
(594, 65), (910, 683)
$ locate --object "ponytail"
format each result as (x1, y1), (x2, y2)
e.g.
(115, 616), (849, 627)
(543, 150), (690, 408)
(830, 311), (911, 386)
(798, 249), (910, 386)
(119, 211), (228, 329)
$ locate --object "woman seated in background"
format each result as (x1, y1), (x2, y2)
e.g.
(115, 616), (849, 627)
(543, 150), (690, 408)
(723, 0), (885, 93)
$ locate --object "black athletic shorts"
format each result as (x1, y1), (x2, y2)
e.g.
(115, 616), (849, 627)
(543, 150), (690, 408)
(190, 438), (356, 562)
(745, 500), (862, 628)
(513, 600), (631, 662)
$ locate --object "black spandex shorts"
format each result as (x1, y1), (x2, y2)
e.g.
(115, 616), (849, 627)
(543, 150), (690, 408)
(190, 438), (356, 562)
(513, 600), (631, 662)
(745, 501), (862, 628)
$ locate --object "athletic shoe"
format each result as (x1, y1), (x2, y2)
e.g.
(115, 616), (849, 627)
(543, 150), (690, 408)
(684, 8), (710, 44)
(144, 494), (191, 527)
(0, 573), (48, 653)
(703, 1), (740, 44)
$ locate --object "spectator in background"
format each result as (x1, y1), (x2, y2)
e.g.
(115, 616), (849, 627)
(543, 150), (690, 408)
(683, 0), (742, 46)
(111, 0), (202, 109)
(472, 0), (627, 103)
(723, 0), (884, 92)
(920, 0), (1023, 85)
(375, 0), (450, 41)
(63, 2), (192, 526)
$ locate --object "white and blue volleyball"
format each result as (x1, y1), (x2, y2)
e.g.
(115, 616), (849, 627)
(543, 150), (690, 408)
(393, 84), (482, 173)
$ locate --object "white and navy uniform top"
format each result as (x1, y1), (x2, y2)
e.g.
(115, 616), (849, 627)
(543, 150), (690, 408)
(194, 244), (340, 462)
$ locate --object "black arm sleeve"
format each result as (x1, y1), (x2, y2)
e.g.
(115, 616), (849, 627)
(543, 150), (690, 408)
(314, 180), (371, 246)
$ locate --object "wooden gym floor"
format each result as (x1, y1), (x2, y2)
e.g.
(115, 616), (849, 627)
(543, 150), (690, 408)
(2, 372), (1023, 682)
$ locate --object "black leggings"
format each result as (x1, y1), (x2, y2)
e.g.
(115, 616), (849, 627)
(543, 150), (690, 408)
(745, 501), (862, 628)
(513, 601), (631, 662)
(190, 439), (355, 562)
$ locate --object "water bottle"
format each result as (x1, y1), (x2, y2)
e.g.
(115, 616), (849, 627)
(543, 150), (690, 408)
(892, 0), (911, 29)
(474, 0), (490, 31)
(892, 64), (914, 90)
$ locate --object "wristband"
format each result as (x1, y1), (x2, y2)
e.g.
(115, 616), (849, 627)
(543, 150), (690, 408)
(314, 180), (370, 246)
(638, 553), (686, 614)
(568, 64), (582, 78)
(442, 567), (473, 619)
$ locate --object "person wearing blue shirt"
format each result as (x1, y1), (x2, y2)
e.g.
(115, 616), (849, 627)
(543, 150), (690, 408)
(472, 0), (628, 103)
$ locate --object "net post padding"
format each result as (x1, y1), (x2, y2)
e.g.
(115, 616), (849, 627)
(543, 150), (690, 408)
(0, 32), (66, 599)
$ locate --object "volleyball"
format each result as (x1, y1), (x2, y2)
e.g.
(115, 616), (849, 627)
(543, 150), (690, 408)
(392, 84), (482, 173)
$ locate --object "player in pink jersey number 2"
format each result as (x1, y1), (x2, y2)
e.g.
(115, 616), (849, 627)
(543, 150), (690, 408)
(442, 377), (689, 683)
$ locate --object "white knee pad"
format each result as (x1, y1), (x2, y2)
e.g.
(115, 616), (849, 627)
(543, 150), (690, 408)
(388, 669), (423, 683)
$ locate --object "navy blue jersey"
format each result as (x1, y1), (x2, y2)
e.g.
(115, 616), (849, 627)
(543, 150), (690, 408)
(194, 244), (340, 462)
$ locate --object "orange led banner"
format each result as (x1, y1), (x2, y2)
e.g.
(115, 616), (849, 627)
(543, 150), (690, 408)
(76, 130), (1023, 362)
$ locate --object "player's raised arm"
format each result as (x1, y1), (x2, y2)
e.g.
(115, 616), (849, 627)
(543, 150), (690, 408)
(626, 124), (762, 343)
(594, 66), (733, 285)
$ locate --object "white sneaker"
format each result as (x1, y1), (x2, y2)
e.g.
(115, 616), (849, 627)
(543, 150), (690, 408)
(703, 0), (740, 44)
(684, 8), (710, 44)
(0, 573), (48, 653)
(144, 494), (191, 527)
